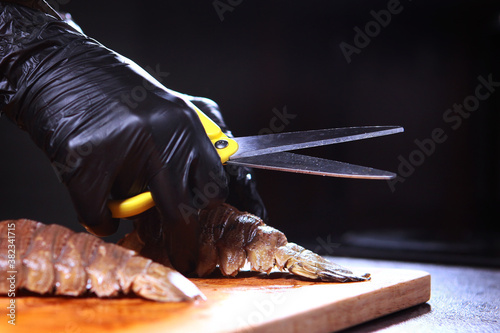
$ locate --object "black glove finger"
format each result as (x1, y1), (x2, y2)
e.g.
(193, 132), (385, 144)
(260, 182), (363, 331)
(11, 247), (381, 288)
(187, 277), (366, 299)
(148, 164), (198, 271)
(144, 100), (229, 221)
(188, 96), (230, 135)
(64, 163), (119, 237)
(145, 105), (228, 273)
(147, 162), (225, 274)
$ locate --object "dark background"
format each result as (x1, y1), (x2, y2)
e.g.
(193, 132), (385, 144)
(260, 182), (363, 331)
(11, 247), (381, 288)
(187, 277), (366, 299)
(1, 0), (499, 265)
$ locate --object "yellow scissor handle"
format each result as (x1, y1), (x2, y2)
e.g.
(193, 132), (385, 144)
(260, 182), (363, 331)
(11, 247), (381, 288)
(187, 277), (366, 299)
(193, 109), (239, 163)
(108, 108), (238, 219)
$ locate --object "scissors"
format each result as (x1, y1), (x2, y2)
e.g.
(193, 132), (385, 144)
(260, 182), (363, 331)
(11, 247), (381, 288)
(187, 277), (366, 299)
(108, 109), (403, 218)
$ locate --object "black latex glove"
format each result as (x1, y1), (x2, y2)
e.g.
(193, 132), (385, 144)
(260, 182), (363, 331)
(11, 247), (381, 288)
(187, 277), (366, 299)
(0, 4), (229, 241)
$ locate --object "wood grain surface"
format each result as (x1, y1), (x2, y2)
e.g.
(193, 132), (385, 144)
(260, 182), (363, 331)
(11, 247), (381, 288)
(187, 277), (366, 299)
(0, 266), (430, 333)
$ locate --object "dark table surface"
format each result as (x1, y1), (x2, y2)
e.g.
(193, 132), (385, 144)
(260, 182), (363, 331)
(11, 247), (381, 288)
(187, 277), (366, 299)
(325, 257), (500, 333)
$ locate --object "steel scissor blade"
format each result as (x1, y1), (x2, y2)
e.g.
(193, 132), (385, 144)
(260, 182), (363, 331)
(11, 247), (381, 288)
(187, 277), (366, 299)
(227, 152), (397, 179)
(231, 126), (404, 159)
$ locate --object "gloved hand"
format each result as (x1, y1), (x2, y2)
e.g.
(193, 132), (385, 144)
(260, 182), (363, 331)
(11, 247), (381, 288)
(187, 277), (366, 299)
(0, 4), (230, 239)
(2, 1), (271, 274)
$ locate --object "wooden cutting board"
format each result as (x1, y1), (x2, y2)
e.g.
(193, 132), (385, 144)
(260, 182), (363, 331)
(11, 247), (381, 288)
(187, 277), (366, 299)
(0, 267), (430, 333)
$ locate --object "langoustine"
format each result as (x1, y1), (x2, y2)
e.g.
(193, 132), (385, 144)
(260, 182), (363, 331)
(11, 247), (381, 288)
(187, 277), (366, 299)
(0, 204), (369, 302)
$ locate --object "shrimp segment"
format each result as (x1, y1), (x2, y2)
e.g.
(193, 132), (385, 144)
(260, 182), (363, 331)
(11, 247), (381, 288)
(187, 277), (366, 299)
(0, 219), (204, 302)
(196, 204), (370, 282)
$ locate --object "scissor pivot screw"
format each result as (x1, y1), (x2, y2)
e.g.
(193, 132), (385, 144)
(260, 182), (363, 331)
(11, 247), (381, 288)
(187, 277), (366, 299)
(215, 140), (229, 149)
